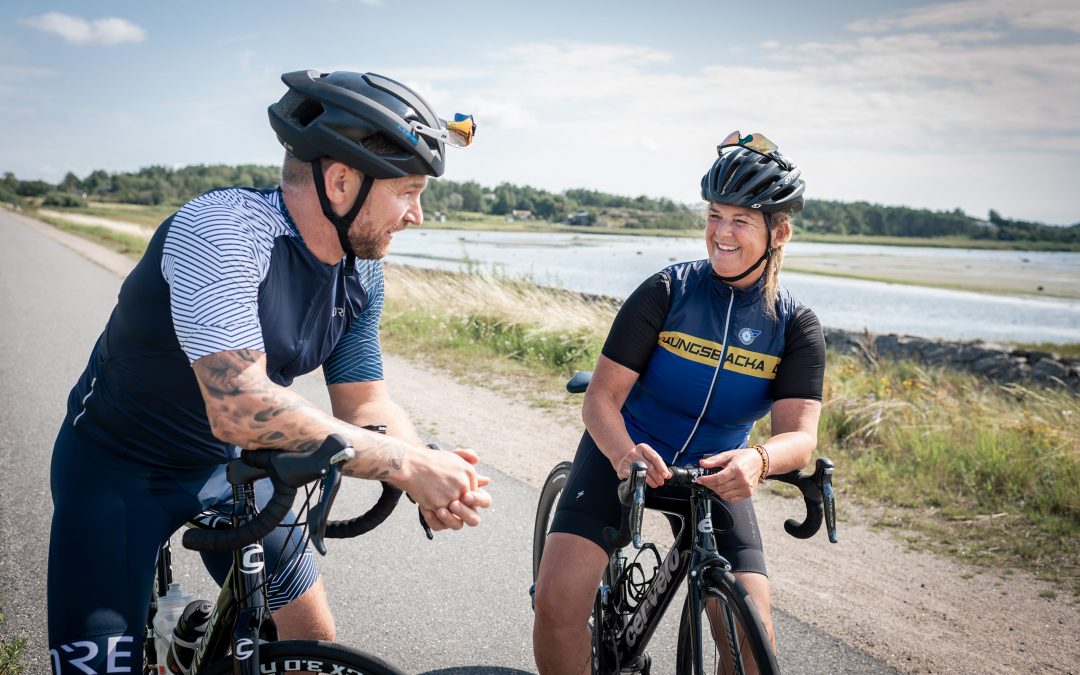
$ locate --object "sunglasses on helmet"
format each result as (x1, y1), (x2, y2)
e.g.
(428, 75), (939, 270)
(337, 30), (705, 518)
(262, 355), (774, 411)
(410, 113), (477, 148)
(718, 131), (790, 169)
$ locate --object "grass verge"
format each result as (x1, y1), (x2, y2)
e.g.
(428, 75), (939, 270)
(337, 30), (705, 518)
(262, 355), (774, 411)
(0, 608), (27, 675)
(35, 214), (149, 260)
(382, 264), (1080, 594)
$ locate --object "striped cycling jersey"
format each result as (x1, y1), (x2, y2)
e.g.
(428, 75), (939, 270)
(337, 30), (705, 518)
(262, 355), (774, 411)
(65, 187), (385, 468)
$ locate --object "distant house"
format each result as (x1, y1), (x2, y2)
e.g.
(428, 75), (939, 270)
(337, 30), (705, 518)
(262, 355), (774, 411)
(566, 211), (593, 226)
(511, 209), (532, 220)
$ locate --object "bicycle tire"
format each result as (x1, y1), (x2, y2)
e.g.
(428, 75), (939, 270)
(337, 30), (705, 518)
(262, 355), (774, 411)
(532, 461), (572, 582)
(200, 639), (406, 674)
(675, 569), (779, 675)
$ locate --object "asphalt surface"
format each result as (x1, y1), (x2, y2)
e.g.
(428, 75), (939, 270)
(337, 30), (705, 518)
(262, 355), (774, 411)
(0, 208), (898, 674)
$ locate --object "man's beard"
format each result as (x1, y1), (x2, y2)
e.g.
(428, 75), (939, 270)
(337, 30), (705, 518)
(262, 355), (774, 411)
(346, 218), (391, 260)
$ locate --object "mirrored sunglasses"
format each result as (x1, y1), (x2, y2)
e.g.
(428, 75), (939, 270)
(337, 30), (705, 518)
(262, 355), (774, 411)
(718, 130), (778, 156)
(410, 113), (477, 148)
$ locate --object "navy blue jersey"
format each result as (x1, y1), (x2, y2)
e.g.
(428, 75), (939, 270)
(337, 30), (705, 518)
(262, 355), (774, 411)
(602, 260), (824, 465)
(65, 188), (385, 468)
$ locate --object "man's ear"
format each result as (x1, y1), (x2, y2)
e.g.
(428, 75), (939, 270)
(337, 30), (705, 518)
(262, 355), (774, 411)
(321, 160), (358, 205)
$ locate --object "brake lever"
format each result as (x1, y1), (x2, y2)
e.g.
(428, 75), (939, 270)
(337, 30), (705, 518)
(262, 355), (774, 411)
(815, 458), (838, 543)
(309, 463), (343, 556)
(307, 444), (354, 555)
(627, 462), (647, 549)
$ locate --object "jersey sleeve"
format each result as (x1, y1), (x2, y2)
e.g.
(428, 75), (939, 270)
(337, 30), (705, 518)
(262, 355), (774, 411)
(600, 272), (672, 373)
(773, 305), (825, 401)
(323, 260), (385, 384)
(161, 197), (269, 363)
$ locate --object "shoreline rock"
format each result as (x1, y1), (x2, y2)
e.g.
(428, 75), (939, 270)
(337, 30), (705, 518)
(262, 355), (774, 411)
(823, 327), (1079, 391)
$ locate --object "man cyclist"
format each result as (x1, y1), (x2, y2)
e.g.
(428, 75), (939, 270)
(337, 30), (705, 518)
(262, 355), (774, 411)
(48, 69), (490, 674)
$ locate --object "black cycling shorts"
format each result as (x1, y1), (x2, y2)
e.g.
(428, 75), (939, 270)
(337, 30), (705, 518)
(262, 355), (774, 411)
(47, 418), (319, 674)
(550, 432), (767, 576)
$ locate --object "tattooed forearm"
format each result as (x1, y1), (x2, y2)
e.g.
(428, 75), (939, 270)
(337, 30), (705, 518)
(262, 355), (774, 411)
(343, 466), (391, 480)
(197, 349), (264, 399)
(192, 349), (411, 484)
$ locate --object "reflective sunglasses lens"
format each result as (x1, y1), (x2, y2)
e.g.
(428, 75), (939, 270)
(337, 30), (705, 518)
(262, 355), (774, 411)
(720, 130), (742, 147)
(444, 113), (476, 148)
(743, 133), (777, 154)
(718, 130), (778, 156)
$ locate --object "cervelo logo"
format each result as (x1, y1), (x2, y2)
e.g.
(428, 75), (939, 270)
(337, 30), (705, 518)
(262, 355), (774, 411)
(234, 638), (255, 660)
(625, 547), (684, 647)
(698, 516), (714, 534)
(50, 636), (135, 673)
(241, 543), (264, 575)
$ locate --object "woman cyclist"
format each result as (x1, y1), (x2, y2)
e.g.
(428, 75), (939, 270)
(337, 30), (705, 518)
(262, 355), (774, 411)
(532, 132), (825, 673)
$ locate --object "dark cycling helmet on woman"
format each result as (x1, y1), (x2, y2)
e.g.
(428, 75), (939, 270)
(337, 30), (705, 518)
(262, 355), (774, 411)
(701, 131), (805, 214)
(268, 69), (476, 271)
(700, 131), (805, 282)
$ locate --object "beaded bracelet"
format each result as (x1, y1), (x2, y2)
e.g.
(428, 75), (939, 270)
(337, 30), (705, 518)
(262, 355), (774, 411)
(752, 444), (770, 482)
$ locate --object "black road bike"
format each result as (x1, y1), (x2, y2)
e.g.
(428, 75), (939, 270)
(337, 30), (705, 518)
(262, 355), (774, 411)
(532, 372), (838, 675)
(142, 432), (408, 675)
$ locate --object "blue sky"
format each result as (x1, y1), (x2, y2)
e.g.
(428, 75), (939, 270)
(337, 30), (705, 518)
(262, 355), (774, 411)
(2, 0), (1078, 224)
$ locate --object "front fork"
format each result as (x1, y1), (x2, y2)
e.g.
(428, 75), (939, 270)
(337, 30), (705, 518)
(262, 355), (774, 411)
(686, 493), (737, 675)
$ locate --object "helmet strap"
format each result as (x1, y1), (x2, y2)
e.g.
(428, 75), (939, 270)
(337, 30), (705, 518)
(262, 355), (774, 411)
(311, 160), (375, 277)
(713, 212), (773, 284)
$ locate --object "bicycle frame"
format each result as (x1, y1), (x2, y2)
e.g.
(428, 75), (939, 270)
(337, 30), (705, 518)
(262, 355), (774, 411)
(597, 486), (726, 672)
(149, 481), (279, 675)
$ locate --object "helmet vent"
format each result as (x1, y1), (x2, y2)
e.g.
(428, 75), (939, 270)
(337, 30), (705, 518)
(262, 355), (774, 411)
(293, 99), (324, 128)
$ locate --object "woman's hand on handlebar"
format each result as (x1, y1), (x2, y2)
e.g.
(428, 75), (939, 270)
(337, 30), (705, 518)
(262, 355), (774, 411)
(613, 443), (671, 488)
(696, 449), (764, 502)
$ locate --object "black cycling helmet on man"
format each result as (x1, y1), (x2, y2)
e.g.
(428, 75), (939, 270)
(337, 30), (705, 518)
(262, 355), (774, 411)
(700, 131), (805, 282)
(268, 69), (476, 271)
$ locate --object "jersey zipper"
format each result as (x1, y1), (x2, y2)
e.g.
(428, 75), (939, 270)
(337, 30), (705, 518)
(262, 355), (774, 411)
(671, 286), (734, 466)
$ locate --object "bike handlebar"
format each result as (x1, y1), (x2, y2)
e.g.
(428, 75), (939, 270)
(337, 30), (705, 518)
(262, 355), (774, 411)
(602, 456), (839, 551)
(772, 458), (838, 543)
(181, 433), (404, 554)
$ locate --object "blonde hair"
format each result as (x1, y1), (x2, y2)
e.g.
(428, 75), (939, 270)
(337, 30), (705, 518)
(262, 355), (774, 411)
(762, 211), (791, 322)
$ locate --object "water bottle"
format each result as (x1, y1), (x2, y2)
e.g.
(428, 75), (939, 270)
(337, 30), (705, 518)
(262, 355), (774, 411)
(152, 583), (192, 673)
(165, 600), (213, 674)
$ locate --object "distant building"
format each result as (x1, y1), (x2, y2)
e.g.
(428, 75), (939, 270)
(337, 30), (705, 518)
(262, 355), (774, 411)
(567, 211), (593, 226)
(511, 209), (532, 220)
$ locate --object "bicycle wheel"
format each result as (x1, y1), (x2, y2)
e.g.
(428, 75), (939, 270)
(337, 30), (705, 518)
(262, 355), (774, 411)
(532, 461), (573, 582)
(675, 570), (778, 675)
(201, 639), (405, 674)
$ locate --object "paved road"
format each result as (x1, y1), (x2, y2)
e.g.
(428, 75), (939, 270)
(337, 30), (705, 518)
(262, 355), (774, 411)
(0, 208), (897, 674)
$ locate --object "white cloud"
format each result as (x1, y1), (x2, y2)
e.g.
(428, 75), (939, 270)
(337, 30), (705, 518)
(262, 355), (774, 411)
(436, 16), (1078, 223)
(847, 0), (1080, 34)
(23, 12), (145, 46)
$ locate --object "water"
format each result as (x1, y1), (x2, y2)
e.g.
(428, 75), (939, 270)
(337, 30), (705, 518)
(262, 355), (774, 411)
(386, 230), (1080, 344)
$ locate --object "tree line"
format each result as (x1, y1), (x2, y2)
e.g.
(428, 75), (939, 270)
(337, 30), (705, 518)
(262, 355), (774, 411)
(2, 165), (1076, 245)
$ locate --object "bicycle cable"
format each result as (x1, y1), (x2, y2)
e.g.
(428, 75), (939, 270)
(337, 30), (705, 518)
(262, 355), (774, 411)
(613, 543), (662, 615)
